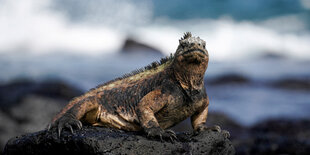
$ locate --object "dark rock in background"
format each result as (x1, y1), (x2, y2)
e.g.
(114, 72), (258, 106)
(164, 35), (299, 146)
(0, 78), (83, 110)
(207, 73), (250, 86)
(0, 79), (36, 109)
(259, 53), (286, 60)
(0, 79), (82, 154)
(121, 38), (163, 56)
(251, 119), (310, 136)
(271, 78), (310, 91)
(0, 95), (66, 154)
(234, 119), (310, 155)
(4, 127), (235, 155)
(31, 80), (83, 100)
(0, 111), (17, 152)
(206, 112), (246, 139)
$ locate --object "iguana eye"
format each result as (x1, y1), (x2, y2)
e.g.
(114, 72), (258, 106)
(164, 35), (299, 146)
(181, 42), (187, 48)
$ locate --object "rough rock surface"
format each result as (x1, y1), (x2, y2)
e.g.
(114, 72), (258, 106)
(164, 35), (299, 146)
(4, 126), (235, 155)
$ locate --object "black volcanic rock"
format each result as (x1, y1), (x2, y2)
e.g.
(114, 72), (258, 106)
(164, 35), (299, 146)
(4, 126), (235, 155)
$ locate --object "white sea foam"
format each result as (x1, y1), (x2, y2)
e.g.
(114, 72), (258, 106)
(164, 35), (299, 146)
(0, 0), (125, 54)
(301, 0), (310, 10)
(1, 0), (310, 61)
(135, 17), (310, 61)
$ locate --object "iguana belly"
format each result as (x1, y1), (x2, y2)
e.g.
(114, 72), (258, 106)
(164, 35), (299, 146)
(85, 105), (142, 131)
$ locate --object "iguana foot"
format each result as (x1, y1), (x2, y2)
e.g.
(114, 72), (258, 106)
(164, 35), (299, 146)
(47, 114), (82, 138)
(195, 125), (230, 138)
(145, 127), (178, 143)
(221, 130), (230, 138)
(196, 125), (221, 133)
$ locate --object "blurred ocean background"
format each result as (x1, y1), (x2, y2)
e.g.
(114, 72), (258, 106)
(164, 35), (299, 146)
(1, 0), (310, 154)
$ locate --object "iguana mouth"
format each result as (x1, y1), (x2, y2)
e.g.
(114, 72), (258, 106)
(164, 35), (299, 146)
(183, 49), (207, 56)
(183, 49), (208, 64)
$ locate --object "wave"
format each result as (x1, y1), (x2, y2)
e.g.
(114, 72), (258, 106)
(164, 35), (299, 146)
(0, 0), (310, 61)
(0, 0), (125, 54)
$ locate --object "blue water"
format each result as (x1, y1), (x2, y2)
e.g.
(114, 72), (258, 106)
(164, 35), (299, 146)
(208, 84), (310, 126)
(53, 0), (308, 22)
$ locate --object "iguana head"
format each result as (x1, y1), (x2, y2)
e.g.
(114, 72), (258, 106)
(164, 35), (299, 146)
(172, 32), (209, 90)
(173, 32), (209, 69)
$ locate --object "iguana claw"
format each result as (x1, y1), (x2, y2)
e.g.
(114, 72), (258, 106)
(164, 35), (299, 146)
(146, 127), (178, 143)
(48, 114), (82, 138)
(221, 130), (230, 138)
(195, 125), (230, 138)
(196, 125), (221, 133)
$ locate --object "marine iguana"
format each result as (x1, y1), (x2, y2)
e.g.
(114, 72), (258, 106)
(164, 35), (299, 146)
(48, 32), (228, 141)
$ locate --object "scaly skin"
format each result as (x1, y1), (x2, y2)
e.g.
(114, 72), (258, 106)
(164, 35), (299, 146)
(48, 32), (229, 141)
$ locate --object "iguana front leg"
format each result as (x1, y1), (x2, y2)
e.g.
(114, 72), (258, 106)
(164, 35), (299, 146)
(48, 96), (100, 137)
(191, 96), (230, 138)
(137, 89), (177, 142)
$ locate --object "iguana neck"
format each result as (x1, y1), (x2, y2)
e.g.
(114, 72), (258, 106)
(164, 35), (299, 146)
(172, 63), (206, 91)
